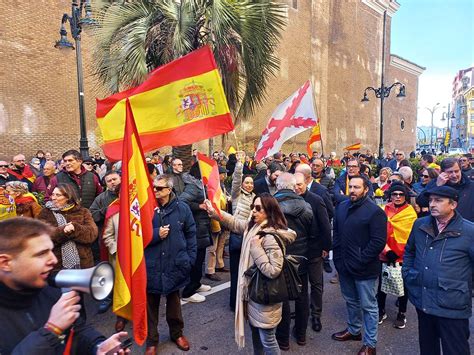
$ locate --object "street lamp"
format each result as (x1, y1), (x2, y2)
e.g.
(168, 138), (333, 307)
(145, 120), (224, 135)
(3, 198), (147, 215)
(54, 0), (97, 158)
(360, 10), (406, 159)
(425, 103), (444, 153)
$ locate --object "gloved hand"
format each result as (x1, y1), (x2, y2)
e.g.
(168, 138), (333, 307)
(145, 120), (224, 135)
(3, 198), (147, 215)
(385, 250), (399, 266)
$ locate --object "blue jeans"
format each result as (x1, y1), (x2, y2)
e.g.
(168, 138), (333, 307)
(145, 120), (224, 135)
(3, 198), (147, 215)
(250, 325), (281, 355)
(338, 272), (379, 348)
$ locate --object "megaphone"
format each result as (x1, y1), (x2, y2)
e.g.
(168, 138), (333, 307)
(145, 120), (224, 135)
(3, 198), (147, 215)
(48, 262), (114, 301)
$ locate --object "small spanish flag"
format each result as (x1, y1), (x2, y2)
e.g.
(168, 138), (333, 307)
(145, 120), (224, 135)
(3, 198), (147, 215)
(344, 142), (362, 151)
(306, 122), (321, 156)
(197, 152), (224, 218)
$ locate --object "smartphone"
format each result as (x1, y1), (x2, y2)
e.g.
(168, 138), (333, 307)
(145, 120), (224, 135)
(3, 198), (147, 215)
(104, 337), (133, 354)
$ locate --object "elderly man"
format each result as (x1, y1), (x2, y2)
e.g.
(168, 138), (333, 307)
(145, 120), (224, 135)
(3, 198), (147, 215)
(311, 158), (335, 191)
(389, 150), (405, 171)
(403, 186), (474, 355)
(170, 158), (185, 196)
(274, 173), (313, 350)
(0, 161), (15, 187)
(8, 154), (36, 190)
(253, 162), (285, 195)
(294, 172), (331, 333)
(46, 150), (103, 209)
(32, 161), (56, 194)
(145, 174), (196, 353)
(459, 155), (474, 180)
(331, 175), (387, 355)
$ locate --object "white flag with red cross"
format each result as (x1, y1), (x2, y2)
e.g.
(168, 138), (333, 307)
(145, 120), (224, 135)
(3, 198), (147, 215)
(254, 80), (317, 161)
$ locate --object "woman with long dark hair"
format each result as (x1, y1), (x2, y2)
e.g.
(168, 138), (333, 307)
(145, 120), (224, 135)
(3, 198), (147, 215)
(207, 193), (296, 354)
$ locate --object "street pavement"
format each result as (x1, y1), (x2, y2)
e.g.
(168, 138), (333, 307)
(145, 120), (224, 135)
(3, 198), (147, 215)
(87, 260), (474, 354)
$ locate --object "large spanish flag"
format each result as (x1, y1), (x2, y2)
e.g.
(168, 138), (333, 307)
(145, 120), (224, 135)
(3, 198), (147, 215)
(306, 122), (321, 156)
(96, 46), (235, 161)
(197, 152), (224, 218)
(114, 98), (156, 345)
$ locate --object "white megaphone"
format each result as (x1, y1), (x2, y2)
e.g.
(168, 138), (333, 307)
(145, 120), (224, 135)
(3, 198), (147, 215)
(48, 262), (114, 301)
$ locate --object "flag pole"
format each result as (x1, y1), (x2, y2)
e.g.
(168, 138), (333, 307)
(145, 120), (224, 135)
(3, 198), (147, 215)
(312, 83), (325, 157)
(232, 130), (240, 152)
(196, 153), (208, 201)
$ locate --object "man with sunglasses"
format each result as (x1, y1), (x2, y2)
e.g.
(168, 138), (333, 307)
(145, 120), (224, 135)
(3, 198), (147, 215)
(459, 155), (473, 180)
(0, 160), (15, 187)
(388, 151), (405, 172)
(145, 174), (196, 353)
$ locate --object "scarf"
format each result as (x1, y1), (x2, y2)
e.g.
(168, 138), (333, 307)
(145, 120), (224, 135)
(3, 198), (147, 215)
(46, 201), (80, 269)
(235, 220), (266, 349)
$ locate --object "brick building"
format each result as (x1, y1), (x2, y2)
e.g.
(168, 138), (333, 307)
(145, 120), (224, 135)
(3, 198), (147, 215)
(0, 0), (423, 161)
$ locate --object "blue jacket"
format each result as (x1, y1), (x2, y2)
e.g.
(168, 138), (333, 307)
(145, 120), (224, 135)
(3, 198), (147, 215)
(145, 196), (197, 294)
(332, 172), (374, 205)
(333, 196), (387, 279)
(388, 159), (399, 171)
(402, 212), (474, 319)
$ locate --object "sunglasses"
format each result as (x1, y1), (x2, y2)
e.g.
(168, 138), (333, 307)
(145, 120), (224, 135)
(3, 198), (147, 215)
(153, 186), (169, 192)
(83, 162), (93, 165)
(391, 192), (405, 197)
(250, 204), (262, 212)
(0, 165), (8, 168)
(422, 174), (430, 178)
(389, 179), (400, 183)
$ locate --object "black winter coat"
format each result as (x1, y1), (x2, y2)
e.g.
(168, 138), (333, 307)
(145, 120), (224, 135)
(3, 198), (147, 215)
(274, 189), (313, 257)
(309, 180), (335, 219)
(333, 196), (387, 279)
(179, 173), (212, 249)
(0, 283), (105, 355)
(302, 190), (332, 258)
(145, 196), (197, 294)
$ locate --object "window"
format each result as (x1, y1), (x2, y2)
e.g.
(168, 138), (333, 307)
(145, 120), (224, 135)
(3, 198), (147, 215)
(400, 118), (405, 131)
(292, 0), (297, 9)
(470, 99), (474, 109)
(471, 114), (474, 123)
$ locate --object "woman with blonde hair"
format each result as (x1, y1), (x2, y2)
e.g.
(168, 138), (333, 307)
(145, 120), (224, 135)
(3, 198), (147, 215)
(5, 181), (42, 218)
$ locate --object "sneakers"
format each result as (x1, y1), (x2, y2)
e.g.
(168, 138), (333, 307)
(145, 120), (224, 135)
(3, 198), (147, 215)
(378, 311), (387, 324)
(182, 293), (206, 303)
(197, 284), (212, 292)
(393, 312), (406, 329)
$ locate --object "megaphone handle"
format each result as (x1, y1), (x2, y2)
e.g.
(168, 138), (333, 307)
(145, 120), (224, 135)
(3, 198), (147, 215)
(61, 287), (73, 293)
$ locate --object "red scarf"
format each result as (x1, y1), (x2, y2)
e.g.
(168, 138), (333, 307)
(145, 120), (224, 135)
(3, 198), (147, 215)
(8, 165), (36, 182)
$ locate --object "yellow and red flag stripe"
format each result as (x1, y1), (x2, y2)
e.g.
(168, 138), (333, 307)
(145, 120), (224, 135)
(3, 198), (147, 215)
(306, 122), (321, 156)
(197, 152), (224, 218)
(96, 46), (234, 161)
(343, 142), (362, 151)
(114, 98), (156, 345)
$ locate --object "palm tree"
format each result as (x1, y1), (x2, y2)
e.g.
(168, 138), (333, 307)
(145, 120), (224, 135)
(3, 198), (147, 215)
(92, 0), (286, 168)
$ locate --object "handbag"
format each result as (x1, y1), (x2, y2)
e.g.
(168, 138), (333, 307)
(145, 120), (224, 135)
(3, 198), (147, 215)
(381, 263), (404, 297)
(245, 232), (306, 305)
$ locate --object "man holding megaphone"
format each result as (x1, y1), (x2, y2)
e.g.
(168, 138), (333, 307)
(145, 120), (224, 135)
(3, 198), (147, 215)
(0, 217), (130, 354)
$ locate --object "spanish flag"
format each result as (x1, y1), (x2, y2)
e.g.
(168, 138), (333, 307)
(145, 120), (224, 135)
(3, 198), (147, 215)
(306, 122), (321, 156)
(344, 142), (362, 151)
(96, 46), (235, 161)
(197, 152), (224, 218)
(385, 203), (417, 259)
(114, 98), (156, 345)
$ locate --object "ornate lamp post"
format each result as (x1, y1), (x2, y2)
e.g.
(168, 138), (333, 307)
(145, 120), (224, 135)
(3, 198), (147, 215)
(360, 10), (406, 159)
(54, 0), (97, 158)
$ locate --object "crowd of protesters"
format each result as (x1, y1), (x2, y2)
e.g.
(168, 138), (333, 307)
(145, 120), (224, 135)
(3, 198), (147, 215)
(0, 146), (473, 355)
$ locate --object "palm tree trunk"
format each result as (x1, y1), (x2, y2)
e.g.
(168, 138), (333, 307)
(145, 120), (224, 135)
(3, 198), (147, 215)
(172, 144), (194, 171)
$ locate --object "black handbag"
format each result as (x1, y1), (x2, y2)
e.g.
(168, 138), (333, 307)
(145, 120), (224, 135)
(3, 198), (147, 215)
(245, 232), (306, 305)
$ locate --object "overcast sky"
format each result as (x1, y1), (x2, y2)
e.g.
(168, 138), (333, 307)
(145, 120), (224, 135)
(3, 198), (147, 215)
(391, 0), (473, 127)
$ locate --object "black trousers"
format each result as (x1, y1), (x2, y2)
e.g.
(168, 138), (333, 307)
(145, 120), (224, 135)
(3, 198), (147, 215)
(182, 248), (206, 298)
(377, 276), (408, 313)
(308, 256), (324, 319)
(229, 249), (241, 311)
(416, 308), (470, 355)
(146, 290), (184, 346)
(276, 271), (309, 344)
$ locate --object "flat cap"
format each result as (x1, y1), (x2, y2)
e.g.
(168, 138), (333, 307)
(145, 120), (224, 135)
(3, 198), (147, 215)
(426, 185), (459, 202)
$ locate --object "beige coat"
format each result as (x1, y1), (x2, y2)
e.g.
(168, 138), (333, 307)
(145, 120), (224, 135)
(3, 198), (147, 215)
(222, 212), (296, 334)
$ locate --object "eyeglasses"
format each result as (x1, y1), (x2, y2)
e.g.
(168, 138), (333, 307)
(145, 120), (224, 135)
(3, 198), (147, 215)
(347, 165), (359, 169)
(83, 162), (93, 165)
(422, 174), (430, 178)
(250, 204), (262, 212)
(396, 154), (403, 156)
(0, 165), (8, 168)
(391, 192), (405, 197)
(459, 159), (468, 162)
(153, 186), (169, 192)
(389, 179), (400, 183)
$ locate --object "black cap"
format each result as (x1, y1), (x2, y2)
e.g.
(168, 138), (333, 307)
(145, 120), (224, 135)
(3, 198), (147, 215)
(388, 181), (408, 196)
(426, 186), (459, 202)
(83, 157), (94, 164)
(218, 166), (228, 174)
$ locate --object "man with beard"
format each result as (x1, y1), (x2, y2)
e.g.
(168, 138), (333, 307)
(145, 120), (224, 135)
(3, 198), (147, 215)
(8, 154), (36, 191)
(419, 157), (474, 222)
(46, 150), (103, 209)
(331, 175), (387, 355)
(253, 162), (285, 196)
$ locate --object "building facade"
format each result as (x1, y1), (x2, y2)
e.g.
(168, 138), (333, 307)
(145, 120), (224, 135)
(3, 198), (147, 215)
(451, 67), (474, 152)
(0, 0), (423, 160)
